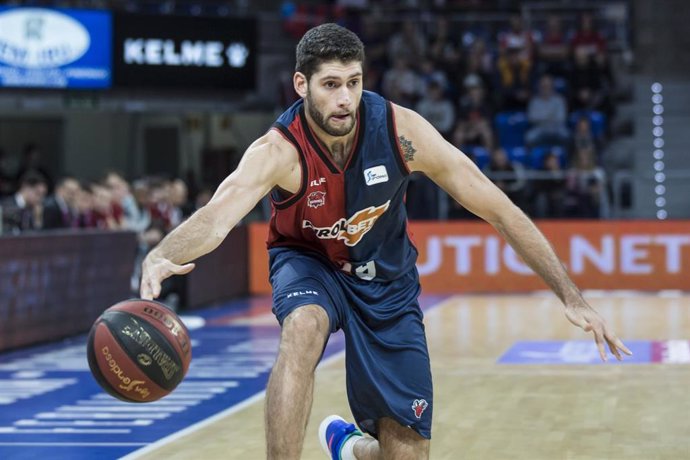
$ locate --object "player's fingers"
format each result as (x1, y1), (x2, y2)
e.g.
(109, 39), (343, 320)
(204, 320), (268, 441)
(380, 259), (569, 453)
(171, 263), (195, 275)
(140, 280), (152, 300)
(593, 328), (607, 361)
(151, 280), (161, 299)
(607, 333), (633, 357)
(605, 335), (622, 361)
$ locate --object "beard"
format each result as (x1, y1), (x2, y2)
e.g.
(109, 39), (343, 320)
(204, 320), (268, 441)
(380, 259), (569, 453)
(306, 90), (355, 137)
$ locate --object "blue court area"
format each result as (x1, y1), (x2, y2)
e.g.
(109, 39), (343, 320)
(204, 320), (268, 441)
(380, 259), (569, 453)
(0, 295), (447, 460)
(499, 340), (690, 364)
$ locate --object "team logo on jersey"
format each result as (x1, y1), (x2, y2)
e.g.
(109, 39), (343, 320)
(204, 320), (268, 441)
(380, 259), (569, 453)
(307, 191), (326, 208)
(364, 165), (389, 186)
(411, 399), (428, 419)
(302, 200), (390, 247)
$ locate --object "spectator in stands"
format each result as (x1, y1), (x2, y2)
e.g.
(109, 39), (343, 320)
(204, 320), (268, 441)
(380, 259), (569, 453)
(495, 44), (532, 110)
(90, 182), (123, 230)
(418, 58), (449, 96)
(572, 115), (601, 157)
(538, 14), (571, 77)
(452, 73), (494, 150)
(42, 176), (81, 230)
(416, 80), (455, 140)
(169, 178), (191, 226)
(127, 178), (166, 295)
(0, 148), (12, 197)
(566, 145), (607, 218)
(382, 57), (423, 108)
(569, 47), (606, 111)
(571, 12), (607, 59)
(465, 38), (495, 91)
(75, 182), (95, 228)
(104, 171), (139, 230)
(427, 16), (463, 82)
(483, 147), (526, 207)
(14, 143), (53, 192)
(387, 19), (427, 68)
(525, 74), (569, 148)
(1, 171), (47, 234)
(360, 16), (388, 92)
(532, 151), (566, 218)
(195, 187), (214, 211)
(498, 14), (537, 62)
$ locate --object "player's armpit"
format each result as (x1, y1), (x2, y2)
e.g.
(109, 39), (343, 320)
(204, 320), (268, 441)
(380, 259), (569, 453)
(391, 103), (516, 224)
(204, 130), (300, 237)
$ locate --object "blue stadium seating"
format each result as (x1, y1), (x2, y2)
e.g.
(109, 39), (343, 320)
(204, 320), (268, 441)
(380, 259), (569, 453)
(507, 146), (529, 166)
(464, 145), (491, 169)
(495, 111), (529, 149)
(530, 145), (567, 169)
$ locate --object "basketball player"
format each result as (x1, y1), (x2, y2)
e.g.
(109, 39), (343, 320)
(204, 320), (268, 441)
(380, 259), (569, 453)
(140, 23), (631, 460)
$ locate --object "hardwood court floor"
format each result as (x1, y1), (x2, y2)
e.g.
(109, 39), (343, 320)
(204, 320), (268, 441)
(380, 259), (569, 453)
(134, 292), (690, 460)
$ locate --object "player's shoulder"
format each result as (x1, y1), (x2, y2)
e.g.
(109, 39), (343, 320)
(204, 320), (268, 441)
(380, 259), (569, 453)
(389, 102), (434, 137)
(249, 129), (300, 165)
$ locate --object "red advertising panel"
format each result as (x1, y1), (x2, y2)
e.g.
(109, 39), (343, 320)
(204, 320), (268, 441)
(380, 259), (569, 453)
(249, 221), (690, 294)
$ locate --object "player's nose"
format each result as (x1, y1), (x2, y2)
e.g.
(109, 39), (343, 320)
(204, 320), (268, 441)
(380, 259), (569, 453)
(336, 87), (351, 107)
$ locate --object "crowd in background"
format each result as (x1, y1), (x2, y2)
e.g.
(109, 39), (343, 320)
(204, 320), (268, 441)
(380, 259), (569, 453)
(281, 5), (622, 219)
(0, 4), (626, 237)
(0, 144), (213, 307)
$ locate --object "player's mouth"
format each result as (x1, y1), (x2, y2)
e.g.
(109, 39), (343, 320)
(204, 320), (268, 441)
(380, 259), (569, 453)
(330, 113), (351, 122)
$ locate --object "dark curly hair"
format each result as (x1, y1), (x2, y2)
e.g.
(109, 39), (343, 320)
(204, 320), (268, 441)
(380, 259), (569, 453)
(295, 23), (365, 81)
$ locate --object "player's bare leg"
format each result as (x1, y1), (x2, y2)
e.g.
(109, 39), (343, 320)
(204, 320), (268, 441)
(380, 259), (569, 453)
(354, 418), (429, 460)
(265, 305), (330, 460)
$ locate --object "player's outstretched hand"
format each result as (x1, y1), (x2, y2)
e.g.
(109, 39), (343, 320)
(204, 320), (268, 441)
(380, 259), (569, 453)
(565, 302), (633, 362)
(140, 255), (195, 300)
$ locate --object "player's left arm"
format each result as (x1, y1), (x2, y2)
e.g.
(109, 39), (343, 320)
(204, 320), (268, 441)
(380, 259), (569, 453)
(392, 103), (632, 361)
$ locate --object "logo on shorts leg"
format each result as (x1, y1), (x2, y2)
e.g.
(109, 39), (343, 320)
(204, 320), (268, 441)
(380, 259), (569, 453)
(411, 399), (428, 419)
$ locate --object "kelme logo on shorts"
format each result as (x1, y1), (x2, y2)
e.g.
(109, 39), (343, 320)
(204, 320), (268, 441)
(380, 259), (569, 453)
(302, 201), (390, 247)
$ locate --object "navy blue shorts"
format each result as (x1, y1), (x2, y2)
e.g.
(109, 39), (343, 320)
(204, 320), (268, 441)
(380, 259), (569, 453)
(269, 247), (433, 439)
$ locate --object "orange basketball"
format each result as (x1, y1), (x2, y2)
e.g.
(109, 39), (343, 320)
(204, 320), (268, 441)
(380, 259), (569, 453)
(86, 298), (192, 403)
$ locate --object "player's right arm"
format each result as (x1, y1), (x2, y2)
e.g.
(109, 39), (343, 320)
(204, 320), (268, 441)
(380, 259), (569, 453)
(140, 129), (299, 300)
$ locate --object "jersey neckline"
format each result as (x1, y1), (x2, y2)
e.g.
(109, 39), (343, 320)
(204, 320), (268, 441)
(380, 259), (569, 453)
(298, 98), (366, 175)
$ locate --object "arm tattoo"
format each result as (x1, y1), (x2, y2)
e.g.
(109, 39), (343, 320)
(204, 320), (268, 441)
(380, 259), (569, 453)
(398, 135), (416, 163)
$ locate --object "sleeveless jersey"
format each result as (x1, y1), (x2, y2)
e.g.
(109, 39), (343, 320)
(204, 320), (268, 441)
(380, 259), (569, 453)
(267, 91), (417, 282)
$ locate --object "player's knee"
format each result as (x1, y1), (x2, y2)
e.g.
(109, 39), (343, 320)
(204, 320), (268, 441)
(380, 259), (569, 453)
(280, 305), (329, 361)
(377, 417), (429, 460)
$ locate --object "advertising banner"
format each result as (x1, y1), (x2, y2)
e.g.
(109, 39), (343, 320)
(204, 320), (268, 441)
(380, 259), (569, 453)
(0, 230), (136, 351)
(0, 7), (111, 89)
(113, 13), (256, 89)
(248, 221), (690, 294)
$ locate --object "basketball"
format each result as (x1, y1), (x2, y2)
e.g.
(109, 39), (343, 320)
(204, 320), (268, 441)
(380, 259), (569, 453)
(86, 299), (192, 403)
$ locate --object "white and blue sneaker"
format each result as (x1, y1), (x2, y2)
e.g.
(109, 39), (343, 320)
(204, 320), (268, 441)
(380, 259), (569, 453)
(318, 415), (363, 460)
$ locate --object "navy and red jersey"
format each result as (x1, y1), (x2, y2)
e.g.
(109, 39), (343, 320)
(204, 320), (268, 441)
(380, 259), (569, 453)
(267, 91), (417, 282)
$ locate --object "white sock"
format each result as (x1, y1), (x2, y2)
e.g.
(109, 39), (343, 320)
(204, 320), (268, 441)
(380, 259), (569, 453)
(339, 434), (362, 460)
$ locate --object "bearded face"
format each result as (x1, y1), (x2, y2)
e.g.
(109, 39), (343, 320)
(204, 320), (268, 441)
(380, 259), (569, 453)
(306, 88), (356, 137)
(301, 60), (363, 138)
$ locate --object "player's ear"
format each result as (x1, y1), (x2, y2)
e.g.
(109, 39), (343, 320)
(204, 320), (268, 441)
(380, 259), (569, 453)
(294, 72), (308, 98)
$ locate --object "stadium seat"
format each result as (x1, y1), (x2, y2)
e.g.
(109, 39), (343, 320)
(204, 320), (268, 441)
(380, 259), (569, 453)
(530, 145), (567, 169)
(465, 145), (491, 169)
(495, 111), (529, 149)
(507, 146), (529, 166)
